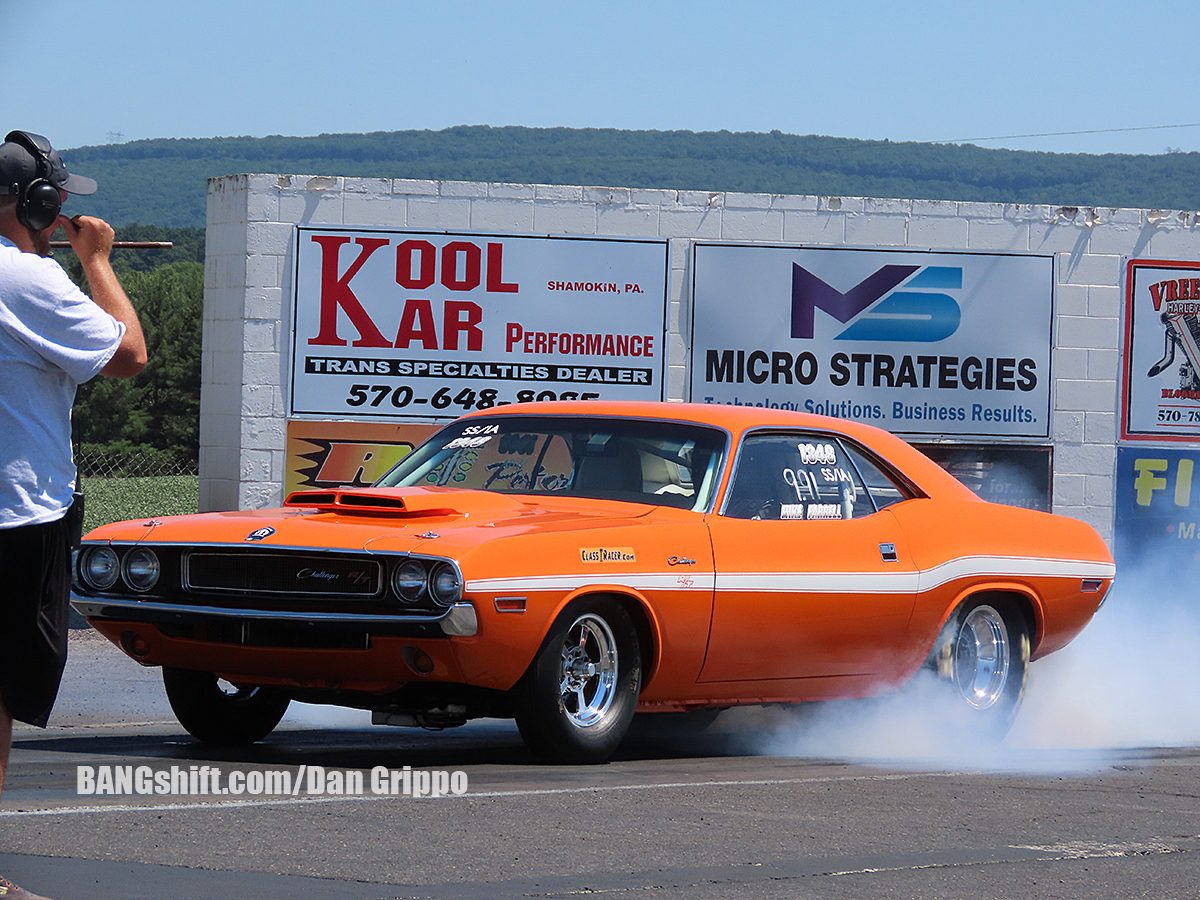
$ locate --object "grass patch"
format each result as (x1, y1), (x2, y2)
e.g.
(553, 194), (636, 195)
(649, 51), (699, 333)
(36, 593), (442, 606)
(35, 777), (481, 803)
(80, 474), (199, 533)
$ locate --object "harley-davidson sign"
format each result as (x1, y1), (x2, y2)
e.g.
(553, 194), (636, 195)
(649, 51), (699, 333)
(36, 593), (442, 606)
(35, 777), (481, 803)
(1121, 258), (1200, 441)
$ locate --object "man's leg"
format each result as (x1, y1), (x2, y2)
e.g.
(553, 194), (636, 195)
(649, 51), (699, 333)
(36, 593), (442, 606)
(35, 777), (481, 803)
(0, 699), (10, 798)
(0, 527), (63, 898)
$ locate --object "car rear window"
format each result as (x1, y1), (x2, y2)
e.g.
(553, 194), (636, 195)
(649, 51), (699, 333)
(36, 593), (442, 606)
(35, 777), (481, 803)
(722, 432), (910, 520)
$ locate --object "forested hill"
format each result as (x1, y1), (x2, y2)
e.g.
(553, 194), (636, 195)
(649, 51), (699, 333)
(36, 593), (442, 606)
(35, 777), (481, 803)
(60, 126), (1200, 230)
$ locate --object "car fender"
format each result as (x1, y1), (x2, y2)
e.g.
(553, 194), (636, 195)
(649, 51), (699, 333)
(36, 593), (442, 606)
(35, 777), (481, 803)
(915, 582), (1042, 672)
(530, 583), (663, 688)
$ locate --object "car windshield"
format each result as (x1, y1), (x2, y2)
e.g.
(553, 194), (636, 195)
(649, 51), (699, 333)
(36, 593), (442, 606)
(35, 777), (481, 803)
(375, 415), (727, 511)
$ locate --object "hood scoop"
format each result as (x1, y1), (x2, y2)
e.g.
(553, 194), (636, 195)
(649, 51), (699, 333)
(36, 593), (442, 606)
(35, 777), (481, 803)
(283, 486), (525, 518)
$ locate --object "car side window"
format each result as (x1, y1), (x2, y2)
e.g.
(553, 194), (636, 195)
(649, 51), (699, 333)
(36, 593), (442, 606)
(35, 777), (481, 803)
(842, 443), (911, 511)
(723, 433), (871, 520)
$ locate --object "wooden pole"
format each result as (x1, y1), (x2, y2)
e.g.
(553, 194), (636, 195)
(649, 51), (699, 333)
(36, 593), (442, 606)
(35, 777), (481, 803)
(50, 241), (174, 249)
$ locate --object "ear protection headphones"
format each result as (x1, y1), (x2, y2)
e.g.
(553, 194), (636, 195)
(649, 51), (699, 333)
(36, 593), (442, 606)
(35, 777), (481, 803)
(6, 131), (62, 232)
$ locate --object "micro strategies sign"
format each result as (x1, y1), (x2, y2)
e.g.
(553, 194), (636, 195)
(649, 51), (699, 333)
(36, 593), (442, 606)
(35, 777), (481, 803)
(1121, 259), (1200, 442)
(290, 229), (669, 420)
(690, 244), (1053, 439)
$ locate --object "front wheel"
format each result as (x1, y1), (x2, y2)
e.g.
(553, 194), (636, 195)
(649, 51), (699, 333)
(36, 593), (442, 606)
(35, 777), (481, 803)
(162, 667), (291, 745)
(931, 599), (1030, 737)
(515, 599), (641, 763)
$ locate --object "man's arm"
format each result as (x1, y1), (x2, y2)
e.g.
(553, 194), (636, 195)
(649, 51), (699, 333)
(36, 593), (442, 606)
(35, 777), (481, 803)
(58, 214), (147, 378)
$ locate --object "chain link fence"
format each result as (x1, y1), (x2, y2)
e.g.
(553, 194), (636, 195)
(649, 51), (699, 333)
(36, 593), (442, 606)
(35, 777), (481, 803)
(76, 447), (198, 478)
(77, 448), (199, 533)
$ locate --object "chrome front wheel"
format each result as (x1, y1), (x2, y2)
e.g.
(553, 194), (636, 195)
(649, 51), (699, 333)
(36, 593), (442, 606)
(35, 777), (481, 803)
(558, 613), (620, 727)
(516, 598), (641, 763)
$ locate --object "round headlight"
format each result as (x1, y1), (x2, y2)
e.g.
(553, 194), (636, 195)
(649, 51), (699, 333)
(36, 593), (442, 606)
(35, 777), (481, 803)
(391, 559), (427, 602)
(82, 547), (120, 590)
(429, 563), (463, 607)
(122, 548), (160, 592)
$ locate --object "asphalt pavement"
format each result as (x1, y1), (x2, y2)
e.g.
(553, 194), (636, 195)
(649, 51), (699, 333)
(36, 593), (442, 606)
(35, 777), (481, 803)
(2, 628), (1199, 899)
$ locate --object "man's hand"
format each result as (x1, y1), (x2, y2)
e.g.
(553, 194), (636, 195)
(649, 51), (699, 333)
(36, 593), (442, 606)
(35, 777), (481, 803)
(55, 213), (147, 378)
(57, 214), (115, 266)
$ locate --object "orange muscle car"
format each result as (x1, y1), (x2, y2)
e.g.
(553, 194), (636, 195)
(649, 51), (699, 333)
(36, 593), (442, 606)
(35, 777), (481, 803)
(72, 402), (1114, 762)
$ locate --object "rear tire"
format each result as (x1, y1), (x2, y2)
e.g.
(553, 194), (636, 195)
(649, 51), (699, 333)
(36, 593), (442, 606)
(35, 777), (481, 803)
(930, 599), (1030, 737)
(515, 598), (641, 763)
(163, 667), (290, 745)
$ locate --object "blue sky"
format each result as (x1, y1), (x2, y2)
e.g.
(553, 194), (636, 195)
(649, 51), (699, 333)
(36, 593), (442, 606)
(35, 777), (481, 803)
(3, 0), (1197, 157)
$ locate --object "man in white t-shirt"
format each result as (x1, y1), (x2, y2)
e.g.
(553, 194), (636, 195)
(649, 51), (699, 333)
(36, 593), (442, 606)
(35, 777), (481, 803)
(0, 131), (146, 900)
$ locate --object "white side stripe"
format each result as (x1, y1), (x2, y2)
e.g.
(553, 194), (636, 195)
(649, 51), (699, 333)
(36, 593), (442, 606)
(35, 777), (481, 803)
(466, 556), (1114, 596)
(916, 556), (1114, 592)
(467, 573), (717, 593)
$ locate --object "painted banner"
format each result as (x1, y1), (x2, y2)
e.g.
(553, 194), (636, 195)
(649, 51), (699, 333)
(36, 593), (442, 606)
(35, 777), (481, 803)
(1121, 259), (1200, 441)
(1114, 444), (1200, 579)
(285, 420), (441, 493)
(290, 229), (669, 420)
(690, 244), (1054, 439)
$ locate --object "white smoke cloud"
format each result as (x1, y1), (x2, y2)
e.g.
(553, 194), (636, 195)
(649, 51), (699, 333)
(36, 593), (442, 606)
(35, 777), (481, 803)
(1011, 591), (1200, 750)
(738, 583), (1200, 772)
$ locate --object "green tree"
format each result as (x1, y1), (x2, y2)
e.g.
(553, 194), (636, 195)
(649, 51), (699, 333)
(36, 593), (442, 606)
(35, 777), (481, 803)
(73, 261), (203, 462)
(60, 127), (1200, 229)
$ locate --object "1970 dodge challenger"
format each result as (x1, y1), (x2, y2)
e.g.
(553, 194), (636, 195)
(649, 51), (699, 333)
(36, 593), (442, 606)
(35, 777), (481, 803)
(72, 402), (1114, 762)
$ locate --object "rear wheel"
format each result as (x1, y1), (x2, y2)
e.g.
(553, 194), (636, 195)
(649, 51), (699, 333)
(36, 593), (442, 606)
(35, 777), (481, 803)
(515, 598), (641, 763)
(931, 599), (1030, 736)
(163, 667), (290, 745)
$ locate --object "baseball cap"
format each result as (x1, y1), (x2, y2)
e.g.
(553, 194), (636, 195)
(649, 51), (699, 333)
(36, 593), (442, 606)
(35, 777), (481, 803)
(0, 130), (97, 196)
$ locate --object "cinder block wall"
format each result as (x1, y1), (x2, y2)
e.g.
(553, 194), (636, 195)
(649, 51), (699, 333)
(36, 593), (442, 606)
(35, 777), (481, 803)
(204, 173), (1200, 541)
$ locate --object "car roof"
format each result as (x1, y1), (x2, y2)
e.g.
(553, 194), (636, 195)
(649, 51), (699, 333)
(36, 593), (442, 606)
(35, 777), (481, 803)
(457, 401), (981, 502)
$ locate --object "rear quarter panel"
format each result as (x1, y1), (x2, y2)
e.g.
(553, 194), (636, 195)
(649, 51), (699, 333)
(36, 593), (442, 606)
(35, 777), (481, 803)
(888, 498), (1114, 667)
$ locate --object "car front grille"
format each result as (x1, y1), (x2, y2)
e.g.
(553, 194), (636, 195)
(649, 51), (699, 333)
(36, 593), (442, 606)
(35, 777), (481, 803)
(184, 552), (384, 597)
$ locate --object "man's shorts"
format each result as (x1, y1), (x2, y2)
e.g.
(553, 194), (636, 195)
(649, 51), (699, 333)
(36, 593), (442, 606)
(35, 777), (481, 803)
(0, 515), (71, 727)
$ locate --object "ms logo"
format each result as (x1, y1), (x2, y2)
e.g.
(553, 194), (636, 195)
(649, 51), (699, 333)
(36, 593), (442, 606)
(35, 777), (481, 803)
(791, 264), (962, 342)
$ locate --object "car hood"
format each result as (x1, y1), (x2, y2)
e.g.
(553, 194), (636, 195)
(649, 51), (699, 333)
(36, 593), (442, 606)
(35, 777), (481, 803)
(83, 486), (659, 554)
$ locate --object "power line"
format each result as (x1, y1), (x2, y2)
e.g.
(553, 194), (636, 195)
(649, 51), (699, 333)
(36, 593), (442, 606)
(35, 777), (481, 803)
(936, 123), (1200, 144)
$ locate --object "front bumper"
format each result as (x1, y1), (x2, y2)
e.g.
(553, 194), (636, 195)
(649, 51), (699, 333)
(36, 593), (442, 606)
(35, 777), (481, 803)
(70, 595), (479, 638)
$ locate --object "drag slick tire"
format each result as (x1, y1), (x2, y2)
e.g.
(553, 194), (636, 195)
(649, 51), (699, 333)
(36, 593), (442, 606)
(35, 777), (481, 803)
(162, 667), (291, 745)
(515, 598), (641, 764)
(931, 598), (1031, 736)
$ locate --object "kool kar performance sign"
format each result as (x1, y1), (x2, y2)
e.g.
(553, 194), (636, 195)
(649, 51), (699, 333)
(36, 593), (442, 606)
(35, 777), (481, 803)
(291, 229), (668, 419)
(691, 245), (1053, 439)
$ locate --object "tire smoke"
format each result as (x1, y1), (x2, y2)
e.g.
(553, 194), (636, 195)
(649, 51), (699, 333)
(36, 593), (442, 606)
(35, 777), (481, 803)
(737, 581), (1200, 772)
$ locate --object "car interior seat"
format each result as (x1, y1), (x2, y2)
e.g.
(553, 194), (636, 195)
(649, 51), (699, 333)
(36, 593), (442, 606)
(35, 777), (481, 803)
(574, 441), (644, 494)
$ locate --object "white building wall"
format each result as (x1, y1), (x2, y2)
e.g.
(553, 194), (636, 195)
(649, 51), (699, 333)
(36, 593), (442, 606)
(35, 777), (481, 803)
(203, 173), (1200, 541)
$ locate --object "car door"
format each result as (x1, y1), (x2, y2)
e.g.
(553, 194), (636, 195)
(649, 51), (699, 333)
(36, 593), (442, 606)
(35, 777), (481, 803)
(698, 431), (918, 683)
